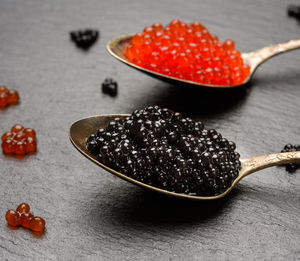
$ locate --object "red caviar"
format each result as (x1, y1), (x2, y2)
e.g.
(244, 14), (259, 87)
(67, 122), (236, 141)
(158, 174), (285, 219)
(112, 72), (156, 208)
(6, 203), (46, 232)
(125, 20), (250, 85)
(1, 124), (37, 155)
(0, 86), (19, 108)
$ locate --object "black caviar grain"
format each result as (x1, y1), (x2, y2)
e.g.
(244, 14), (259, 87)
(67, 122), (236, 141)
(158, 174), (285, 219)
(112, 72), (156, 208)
(70, 29), (99, 50)
(86, 106), (241, 196)
(102, 78), (118, 96)
(281, 144), (300, 173)
(287, 4), (300, 19)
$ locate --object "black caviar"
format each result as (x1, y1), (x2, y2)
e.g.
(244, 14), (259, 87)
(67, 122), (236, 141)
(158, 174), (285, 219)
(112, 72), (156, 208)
(102, 78), (118, 96)
(70, 29), (99, 50)
(281, 144), (300, 173)
(287, 4), (300, 19)
(86, 106), (241, 196)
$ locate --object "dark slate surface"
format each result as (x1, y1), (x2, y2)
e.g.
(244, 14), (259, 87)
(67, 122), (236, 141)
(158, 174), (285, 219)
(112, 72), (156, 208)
(0, 0), (299, 260)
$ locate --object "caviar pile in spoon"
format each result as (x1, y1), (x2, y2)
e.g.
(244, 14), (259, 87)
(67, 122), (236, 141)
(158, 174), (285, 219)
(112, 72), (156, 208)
(125, 20), (250, 86)
(86, 106), (240, 196)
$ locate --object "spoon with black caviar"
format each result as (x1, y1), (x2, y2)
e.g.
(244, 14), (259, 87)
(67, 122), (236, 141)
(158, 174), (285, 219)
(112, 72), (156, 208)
(69, 112), (300, 200)
(107, 36), (300, 89)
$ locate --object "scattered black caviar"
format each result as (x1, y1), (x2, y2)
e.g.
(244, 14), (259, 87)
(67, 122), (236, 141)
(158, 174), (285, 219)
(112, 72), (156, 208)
(281, 144), (300, 173)
(86, 106), (241, 196)
(102, 78), (118, 97)
(70, 29), (99, 50)
(287, 4), (300, 19)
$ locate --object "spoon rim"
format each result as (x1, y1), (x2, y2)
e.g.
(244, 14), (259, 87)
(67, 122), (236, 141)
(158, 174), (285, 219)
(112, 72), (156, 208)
(69, 114), (245, 200)
(106, 34), (249, 89)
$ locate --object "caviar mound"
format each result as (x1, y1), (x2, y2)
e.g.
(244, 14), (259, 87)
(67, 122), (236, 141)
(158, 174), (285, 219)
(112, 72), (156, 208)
(281, 144), (300, 173)
(70, 29), (99, 50)
(102, 78), (118, 96)
(86, 106), (240, 196)
(0, 85), (19, 108)
(125, 20), (250, 86)
(6, 203), (46, 232)
(1, 124), (37, 155)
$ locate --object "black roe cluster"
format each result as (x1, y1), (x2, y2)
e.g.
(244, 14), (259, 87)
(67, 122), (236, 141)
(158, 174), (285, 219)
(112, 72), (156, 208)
(86, 106), (241, 196)
(70, 29), (99, 50)
(287, 5), (300, 20)
(102, 78), (118, 97)
(281, 144), (300, 173)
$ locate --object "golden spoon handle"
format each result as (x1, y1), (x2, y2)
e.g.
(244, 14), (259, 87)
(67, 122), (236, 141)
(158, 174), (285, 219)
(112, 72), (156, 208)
(239, 151), (300, 179)
(242, 39), (300, 71)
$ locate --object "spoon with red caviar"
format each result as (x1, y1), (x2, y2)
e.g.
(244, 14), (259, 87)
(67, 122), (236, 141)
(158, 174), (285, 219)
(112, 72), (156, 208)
(107, 20), (300, 88)
(69, 114), (300, 200)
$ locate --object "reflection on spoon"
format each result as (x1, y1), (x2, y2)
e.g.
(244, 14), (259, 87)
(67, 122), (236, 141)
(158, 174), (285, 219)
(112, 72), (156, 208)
(107, 36), (300, 89)
(69, 115), (300, 200)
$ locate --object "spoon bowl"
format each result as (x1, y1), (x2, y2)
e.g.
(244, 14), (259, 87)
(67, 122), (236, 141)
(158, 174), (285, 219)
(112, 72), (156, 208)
(70, 115), (300, 200)
(107, 35), (300, 89)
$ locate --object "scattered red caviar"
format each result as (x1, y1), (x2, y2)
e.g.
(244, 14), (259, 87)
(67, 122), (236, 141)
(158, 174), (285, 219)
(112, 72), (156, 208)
(0, 85), (19, 108)
(5, 203), (46, 232)
(1, 124), (37, 155)
(125, 20), (250, 85)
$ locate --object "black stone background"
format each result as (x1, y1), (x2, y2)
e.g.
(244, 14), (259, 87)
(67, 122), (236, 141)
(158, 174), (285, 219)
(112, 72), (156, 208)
(0, 0), (299, 260)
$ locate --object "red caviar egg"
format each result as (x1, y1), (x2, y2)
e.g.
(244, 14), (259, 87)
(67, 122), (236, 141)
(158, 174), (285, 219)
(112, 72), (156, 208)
(11, 124), (24, 133)
(6, 210), (19, 227)
(1, 132), (14, 142)
(0, 92), (8, 108)
(2, 139), (14, 153)
(7, 90), (19, 104)
(16, 202), (30, 213)
(20, 212), (34, 229)
(24, 128), (36, 138)
(30, 217), (46, 232)
(15, 141), (26, 155)
(25, 137), (37, 153)
(0, 86), (8, 93)
(0, 86), (19, 108)
(14, 132), (26, 141)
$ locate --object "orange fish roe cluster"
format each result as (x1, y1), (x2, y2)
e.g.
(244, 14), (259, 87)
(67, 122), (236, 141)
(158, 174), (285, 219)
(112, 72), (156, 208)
(125, 20), (250, 85)
(0, 85), (19, 108)
(1, 124), (37, 155)
(6, 203), (46, 232)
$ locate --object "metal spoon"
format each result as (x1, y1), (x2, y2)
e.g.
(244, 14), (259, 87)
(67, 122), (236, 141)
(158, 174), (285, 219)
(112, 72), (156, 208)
(69, 115), (300, 200)
(107, 36), (300, 89)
